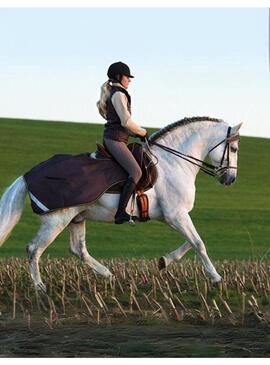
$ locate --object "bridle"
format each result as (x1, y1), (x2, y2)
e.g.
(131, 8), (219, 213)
(208, 126), (239, 177)
(147, 126), (240, 178)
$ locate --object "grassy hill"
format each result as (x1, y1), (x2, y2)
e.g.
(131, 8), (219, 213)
(0, 117), (269, 261)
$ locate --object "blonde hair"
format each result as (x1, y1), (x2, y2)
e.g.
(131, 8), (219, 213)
(96, 80), (112, 119)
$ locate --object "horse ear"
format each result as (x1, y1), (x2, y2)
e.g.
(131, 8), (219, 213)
(232, 122), (243, 134)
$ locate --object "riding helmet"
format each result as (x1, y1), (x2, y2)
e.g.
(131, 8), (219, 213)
(107, 62), (134, 80)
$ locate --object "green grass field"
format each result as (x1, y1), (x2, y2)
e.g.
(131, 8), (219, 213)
(0, 117), (269, 260)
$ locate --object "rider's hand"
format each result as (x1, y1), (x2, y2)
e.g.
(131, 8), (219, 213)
(138, 130), (148, 142)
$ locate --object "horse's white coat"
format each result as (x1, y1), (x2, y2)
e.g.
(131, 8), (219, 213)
(0, 119), (242, 290)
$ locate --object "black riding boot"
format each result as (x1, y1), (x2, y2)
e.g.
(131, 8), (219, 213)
(115, 177), (136, 224)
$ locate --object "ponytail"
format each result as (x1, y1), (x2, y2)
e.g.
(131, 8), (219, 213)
(96, 80), (112, 119)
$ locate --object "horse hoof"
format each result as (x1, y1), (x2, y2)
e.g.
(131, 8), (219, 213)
(211, 277), (223, 289)
(36, 282), (47, 294)
(105, 271), (114, 279)
(94, 267), (113, 279)
(158, 256), (166, 270)
(108, 274), (115, 285)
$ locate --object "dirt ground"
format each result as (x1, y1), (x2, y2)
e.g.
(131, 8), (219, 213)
(0, 320), (269, 357)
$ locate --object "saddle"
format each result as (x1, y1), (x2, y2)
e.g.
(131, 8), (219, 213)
(24, 142), (157, 216)
(95, 142), (157, 193)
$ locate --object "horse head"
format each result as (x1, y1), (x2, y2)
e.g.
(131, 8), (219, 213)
(208, 122), (242, 186)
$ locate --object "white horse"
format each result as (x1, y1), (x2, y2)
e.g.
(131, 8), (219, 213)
(0, 117), (242, 292)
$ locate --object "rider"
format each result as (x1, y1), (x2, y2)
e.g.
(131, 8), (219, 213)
(97, 61), (148, 224)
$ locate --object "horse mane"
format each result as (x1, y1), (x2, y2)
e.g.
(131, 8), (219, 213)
(149, 116), (223, 142)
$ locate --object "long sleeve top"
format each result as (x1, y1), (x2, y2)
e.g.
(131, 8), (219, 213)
(111, 83), (146, 137)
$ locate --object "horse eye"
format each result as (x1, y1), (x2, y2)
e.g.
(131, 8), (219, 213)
(230, 146), (237, 153)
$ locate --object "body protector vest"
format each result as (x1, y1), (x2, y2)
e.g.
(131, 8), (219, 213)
(104, 86), (131, 143)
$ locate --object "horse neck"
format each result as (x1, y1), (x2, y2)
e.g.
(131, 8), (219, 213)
(152, 121), (228, 176)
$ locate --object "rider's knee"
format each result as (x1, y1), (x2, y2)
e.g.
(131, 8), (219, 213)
(131, 168), (142, 185)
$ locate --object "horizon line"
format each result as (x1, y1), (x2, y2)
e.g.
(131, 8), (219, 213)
(0, 115), (268, 140)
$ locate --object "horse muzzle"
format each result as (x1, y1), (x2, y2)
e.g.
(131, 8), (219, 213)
(216, 168), (237, 186)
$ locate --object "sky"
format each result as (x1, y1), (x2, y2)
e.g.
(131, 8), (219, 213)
(0, 7), (269, 138)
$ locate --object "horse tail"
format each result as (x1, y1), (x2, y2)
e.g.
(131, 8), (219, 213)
(0, 176), (27, 246)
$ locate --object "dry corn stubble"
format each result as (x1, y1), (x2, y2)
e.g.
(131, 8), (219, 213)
(0, 258), (269, 327)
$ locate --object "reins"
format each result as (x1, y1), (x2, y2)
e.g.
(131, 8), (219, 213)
(146, 127), (239, 178)
(147, 140), (217, 176)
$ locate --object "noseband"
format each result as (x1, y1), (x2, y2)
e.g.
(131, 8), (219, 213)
(147, 127), (239, 178)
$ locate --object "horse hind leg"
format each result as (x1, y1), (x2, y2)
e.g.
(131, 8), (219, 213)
(27, 219), (66, 292)
(69, 221), (113, 278)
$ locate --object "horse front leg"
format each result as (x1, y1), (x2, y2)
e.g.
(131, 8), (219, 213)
(163, 211), (222, 283)
(158, 241), (192, 269)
